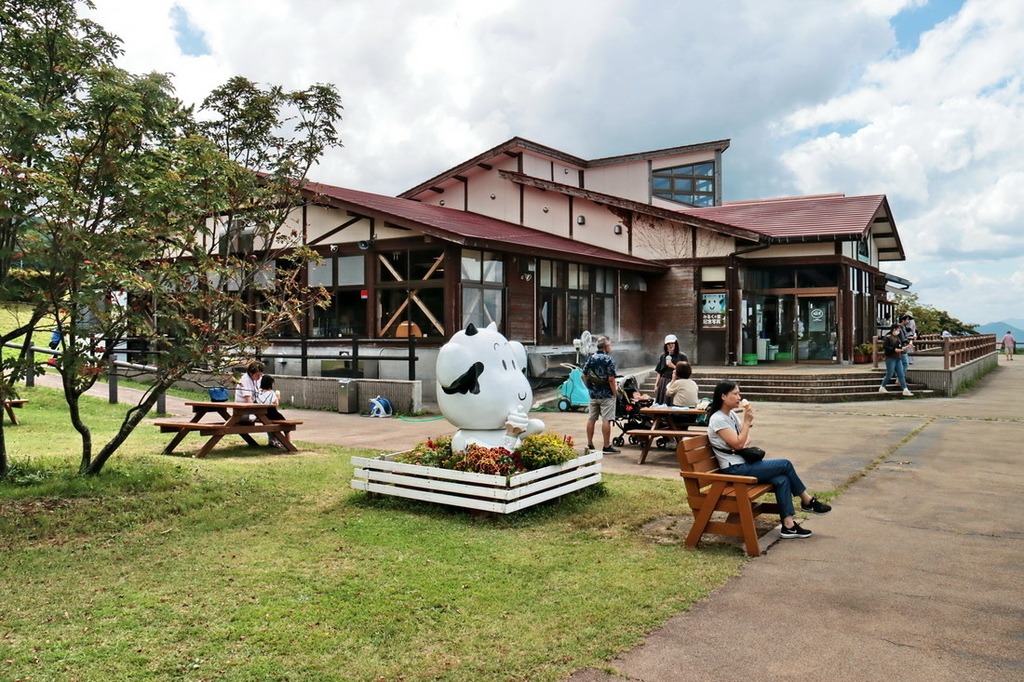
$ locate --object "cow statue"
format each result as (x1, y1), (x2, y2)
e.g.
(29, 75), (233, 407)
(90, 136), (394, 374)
(435, 322), (545, 452)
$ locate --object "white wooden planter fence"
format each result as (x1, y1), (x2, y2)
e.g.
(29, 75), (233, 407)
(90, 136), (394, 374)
(350, 451), (603, 513)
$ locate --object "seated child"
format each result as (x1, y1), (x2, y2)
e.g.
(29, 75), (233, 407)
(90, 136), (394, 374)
(256, 375), (287, 447)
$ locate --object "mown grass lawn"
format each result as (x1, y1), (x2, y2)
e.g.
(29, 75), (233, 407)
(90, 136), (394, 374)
(0, 385), (746, 681)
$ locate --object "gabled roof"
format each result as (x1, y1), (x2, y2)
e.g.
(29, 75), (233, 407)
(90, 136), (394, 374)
(399, 136), (731, 200)
(302, 181), (666, 273)
(676, 194), (906, 261)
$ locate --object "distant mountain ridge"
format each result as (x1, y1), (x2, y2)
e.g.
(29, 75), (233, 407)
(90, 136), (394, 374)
(976, 321), (1024, 338)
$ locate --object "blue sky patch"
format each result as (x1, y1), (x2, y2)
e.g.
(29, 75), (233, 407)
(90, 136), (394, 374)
(170, 4), (210, 57)
(891, 0), (965, 50)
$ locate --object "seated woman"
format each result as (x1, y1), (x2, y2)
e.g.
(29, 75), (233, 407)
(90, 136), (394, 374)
(256, 375), (287, 447)
(665, 361), (699, 407)
(706, 380), (831, 538)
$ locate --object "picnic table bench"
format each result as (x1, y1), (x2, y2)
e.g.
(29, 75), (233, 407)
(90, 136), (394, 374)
(676, 433), (779, 557)
(632, 407), (707, 464)
(154, 401), (302, 458)
(3, 399), (28, 425)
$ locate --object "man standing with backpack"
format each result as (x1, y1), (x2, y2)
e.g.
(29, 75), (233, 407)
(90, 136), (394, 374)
(582, 335), (619, 454)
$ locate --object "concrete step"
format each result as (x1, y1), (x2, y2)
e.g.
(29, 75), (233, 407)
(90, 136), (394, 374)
(639, 370), (932, 403)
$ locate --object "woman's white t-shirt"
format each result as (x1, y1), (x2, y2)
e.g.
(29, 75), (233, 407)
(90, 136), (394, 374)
(707, 410), (746, 468)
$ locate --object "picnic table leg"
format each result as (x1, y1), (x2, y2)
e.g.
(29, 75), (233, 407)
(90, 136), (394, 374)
(195, 434), (225, 458)
(274, 430), (298, 452)
(239, 434), (261, 448)
(638, 436), (654, 464)
(162, 430), (191, 455)
(4, 403), (17, 425)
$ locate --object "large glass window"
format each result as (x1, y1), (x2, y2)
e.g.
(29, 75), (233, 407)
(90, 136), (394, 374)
(461, 249), (504, 329)
(538, 259), (618, 343)
(652, 162), (716, 207)
(307, 253), (367, 338)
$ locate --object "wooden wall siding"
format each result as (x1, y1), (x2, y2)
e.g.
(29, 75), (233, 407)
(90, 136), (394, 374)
(506, 262), (537, 343)
(642, 265), (699, 362)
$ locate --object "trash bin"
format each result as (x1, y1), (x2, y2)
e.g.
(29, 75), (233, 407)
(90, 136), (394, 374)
(338, 378), (359, 413)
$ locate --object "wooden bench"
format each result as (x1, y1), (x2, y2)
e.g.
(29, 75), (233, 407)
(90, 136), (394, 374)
(3, 399), (28, 425)
(676, 433), (779, 557)
(628, 428), (702, 464)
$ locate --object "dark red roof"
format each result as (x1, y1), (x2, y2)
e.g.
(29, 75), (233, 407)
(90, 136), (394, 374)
(677, 194), (886, 240)
(303, 181), (665, 272)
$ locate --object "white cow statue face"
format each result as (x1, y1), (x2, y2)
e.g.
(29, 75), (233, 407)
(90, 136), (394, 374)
(435, 322), (532, 430)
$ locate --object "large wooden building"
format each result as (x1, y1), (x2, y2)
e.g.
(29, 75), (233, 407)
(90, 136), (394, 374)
(247, 137), (907, 398)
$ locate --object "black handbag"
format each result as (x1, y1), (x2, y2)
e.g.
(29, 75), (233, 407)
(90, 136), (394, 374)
(735, 446), (765, 463)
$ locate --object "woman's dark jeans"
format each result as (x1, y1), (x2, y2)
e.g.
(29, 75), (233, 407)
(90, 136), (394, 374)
(723, 458), (807, 519)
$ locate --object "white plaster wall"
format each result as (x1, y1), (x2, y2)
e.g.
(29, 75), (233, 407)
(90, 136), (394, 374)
(572, 198), (628, 252)
(584, 160), (649, 202)
(522, 186), (571, 237)
(306, 206), (373, 243)
(458, 157), (516, 221)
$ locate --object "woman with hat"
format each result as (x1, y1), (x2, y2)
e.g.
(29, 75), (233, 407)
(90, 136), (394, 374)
(654, 334), (688, 405)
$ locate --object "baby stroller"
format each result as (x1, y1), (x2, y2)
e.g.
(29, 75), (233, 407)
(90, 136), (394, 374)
(611, 376), (655, 447)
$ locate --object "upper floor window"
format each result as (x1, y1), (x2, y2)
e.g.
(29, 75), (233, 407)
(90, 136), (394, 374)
(652, 162), (715, 207)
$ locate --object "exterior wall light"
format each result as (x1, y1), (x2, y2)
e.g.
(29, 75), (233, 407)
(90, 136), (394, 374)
(576, 215), (585, 225)
(613, 224), (623, 235)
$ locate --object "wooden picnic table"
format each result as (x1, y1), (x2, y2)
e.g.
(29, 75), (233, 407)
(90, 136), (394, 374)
(153, 401), (302, 458)
(3, 399), (28, 425)
(631, 406), (708, 464)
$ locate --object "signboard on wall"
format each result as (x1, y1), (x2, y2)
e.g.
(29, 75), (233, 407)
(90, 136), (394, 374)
(701, 293), (727, 329)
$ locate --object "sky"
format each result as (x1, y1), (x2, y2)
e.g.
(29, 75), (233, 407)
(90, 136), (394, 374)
(83, 0), (1024, 326)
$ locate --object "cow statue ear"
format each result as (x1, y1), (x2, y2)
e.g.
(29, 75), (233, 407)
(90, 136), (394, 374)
(465, 323), (478, 336)
(486, 321), (498, 332)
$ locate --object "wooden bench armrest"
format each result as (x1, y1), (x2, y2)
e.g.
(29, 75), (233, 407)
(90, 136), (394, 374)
(680, 470), (758, 484)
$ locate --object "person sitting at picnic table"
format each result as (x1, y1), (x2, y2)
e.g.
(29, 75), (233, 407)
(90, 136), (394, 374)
(256, 375), (287, 448)
(665, 361), (699, 408)
(235, 362), (264, 423)
(706, 380), (831, 539)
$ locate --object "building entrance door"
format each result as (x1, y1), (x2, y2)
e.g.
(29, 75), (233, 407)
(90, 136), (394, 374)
(797, 296), (836, 362)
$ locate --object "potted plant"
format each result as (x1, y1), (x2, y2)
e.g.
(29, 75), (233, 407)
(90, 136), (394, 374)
(853, 343), (876, 364)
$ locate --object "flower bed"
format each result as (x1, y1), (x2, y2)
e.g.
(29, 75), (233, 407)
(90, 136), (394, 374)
(350, 434), (602, 513)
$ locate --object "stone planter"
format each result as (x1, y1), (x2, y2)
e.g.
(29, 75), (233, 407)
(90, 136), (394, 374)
(853, 354), (870, 364)
(350, 451), (603, 513)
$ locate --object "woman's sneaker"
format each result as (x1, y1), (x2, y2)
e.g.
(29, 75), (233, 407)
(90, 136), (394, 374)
(801, 497), (832, 514)
(780, 523), (812, 539)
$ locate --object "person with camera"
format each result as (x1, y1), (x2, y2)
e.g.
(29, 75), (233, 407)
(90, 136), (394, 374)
(707, 381), (831, 539)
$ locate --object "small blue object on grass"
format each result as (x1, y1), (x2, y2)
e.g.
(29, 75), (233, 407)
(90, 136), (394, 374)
(208, 387), (229, 402)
